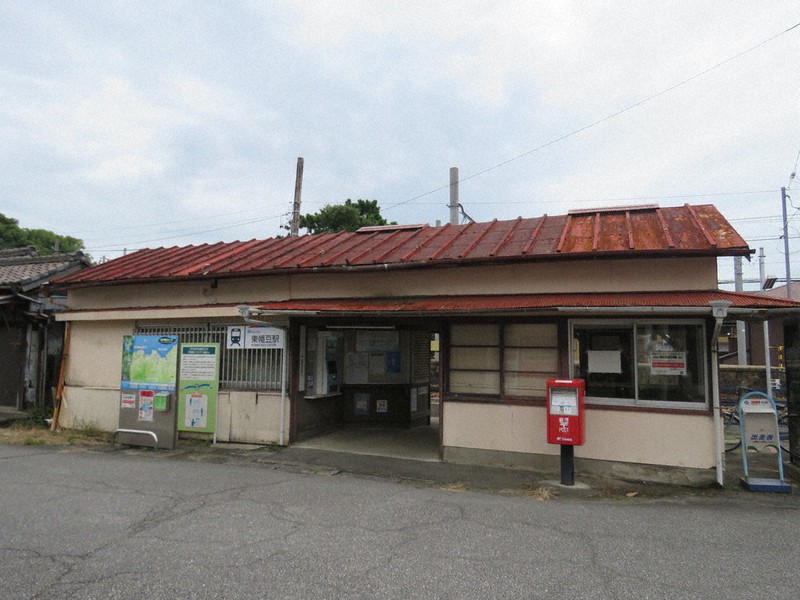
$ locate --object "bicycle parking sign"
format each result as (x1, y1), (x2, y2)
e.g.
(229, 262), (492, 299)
(738, 391), (791, 493)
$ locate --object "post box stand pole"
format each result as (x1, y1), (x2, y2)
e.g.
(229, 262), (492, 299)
(560, 444), (575, 486)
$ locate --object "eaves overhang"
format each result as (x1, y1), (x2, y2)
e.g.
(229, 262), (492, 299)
(244, 290), (800, 320)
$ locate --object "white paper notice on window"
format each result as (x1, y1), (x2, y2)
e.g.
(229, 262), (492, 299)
(550, 388), (578, 415)
(650, 351), (687, 376)
(587, 350), (622, 374)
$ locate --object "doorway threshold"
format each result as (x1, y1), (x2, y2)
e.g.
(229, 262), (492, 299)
(293, 421), (440, 462)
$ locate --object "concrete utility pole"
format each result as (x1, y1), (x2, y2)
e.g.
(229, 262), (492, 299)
(782, 186), (791, 298)
(290, 157), (304, 237)
(449, 167), (459, 226)
(734, 256), (747, 365)
(759, 248), (773, 395)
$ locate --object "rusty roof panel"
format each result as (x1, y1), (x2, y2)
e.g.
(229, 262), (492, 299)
(659, 204), (719, 250)
(427, 222), (475, 260)
(490, 217), (523, 256)
(524, 215), (566, 256)
(212, 238), (284, 273)
(393, 226), (440, 262)
(596, 211), (630, 252)
(692, 204), (748, 249)
(54, 204), (752, 286)
(406, 224), (462, 262)
(631, 210), (670, 250)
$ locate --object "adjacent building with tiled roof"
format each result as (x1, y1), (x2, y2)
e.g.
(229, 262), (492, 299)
(0, 248), (90, 411)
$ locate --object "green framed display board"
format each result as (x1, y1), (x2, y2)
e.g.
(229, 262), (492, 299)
(177, 343), (220, 433)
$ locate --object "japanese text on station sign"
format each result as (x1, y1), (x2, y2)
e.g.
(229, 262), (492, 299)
(227, 325), (284, 349)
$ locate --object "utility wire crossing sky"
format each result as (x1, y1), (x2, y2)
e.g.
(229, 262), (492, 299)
(1, 2), (798, 290)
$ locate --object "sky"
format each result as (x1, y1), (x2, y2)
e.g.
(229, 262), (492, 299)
(1, 2), (798, 291)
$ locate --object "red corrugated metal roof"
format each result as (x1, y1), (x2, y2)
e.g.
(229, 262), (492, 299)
(55, 204), (751, 287)
(252, 290), (800, 315)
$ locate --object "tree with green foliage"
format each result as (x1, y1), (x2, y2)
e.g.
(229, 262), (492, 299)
(297, 199), (396, 234)
(0, 213), (84, 255)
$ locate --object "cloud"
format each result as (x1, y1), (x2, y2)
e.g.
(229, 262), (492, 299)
(11, 76), (183, 182)
(1, 0), (797, 273)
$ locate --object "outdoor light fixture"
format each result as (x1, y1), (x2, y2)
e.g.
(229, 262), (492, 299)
(709, 300), (732, 319)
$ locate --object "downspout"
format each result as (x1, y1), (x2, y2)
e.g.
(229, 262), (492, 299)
(709, 300), (732, 487)
(280, 333), (288, 446)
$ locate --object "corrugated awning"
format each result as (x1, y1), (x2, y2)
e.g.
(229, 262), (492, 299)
(249, 290), (800, 318)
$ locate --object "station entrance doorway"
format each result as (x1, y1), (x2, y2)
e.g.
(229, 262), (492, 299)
(292, 323), (441, 461)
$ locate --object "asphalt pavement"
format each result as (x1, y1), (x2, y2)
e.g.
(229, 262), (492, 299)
(2, 442), (799, 599)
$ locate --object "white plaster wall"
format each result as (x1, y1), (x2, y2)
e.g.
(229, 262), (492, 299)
(59, 386), (119, 432)
(68, 321), (133, 387)
(66, 277), (292, 310)
(290, 257), (718, 298)
(216, 390), (288, 445)
(442, 402), (715, 469)
(59, 320), (134, 431)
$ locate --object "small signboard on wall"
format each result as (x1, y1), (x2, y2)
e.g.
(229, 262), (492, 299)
(178, 343), (220, 434)
(354, 393), (370, 416)
(227, 326), (284, 350)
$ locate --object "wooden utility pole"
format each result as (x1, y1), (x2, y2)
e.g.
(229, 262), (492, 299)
(50, 323), (70, 431)
(290, 157), (304, 237)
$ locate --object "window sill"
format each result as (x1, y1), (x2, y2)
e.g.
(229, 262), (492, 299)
(444, 394), (546, 406)
(304, 393), (342, 400)
(586, 400), (711, 415)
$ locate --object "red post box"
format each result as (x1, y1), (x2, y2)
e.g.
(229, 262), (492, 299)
(546, 378), (585, 446)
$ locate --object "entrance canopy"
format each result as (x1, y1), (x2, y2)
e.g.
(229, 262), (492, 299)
(245, 290), (800, 319)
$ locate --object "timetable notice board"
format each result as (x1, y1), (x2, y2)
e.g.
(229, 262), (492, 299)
(344, 330), (408, 385)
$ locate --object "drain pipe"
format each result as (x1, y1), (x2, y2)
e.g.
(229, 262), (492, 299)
(709, 300), (732, 487)
(279, 335), (288, 446)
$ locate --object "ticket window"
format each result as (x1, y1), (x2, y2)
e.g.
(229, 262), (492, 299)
(304, 328), (342, 396)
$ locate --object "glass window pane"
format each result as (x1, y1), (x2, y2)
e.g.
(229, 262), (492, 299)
(636, 324), (705, 403)
(573, 326), (635, 400)
(505, 323), (558, 347)
(504, 347), (559, 372)
(451, 324), (500, 346)
(505, 372), (550, 397)
(450, 370), (501, 394)
(450, 346), (501, 370)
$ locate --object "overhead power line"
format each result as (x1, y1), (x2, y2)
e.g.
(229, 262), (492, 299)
(383, 21), (800, 213)
(85, 212), (287, 252)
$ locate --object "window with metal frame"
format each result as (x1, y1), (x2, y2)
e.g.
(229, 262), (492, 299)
(135, 324), (283, 391)
(570, 320), (707, 407)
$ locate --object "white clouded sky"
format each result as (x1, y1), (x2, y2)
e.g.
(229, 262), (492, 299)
(1, 1), (798, 289)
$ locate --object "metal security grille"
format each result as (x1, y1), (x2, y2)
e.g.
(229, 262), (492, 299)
(135, 324), (283, 391)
